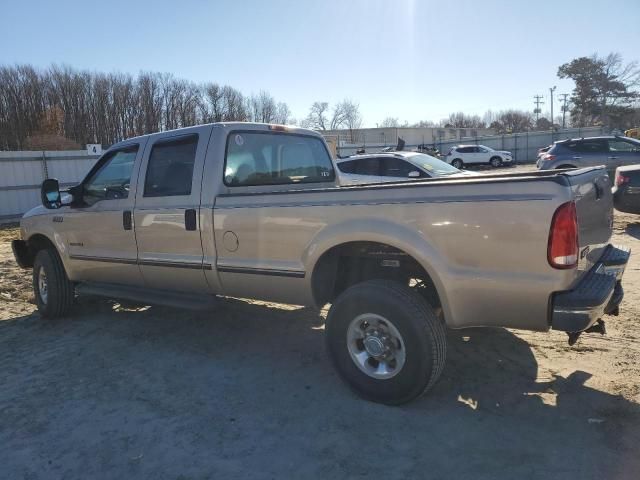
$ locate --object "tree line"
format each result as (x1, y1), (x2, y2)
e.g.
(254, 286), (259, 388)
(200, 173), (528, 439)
(1, 53), (638, 150)
(0, 64), (293, 150)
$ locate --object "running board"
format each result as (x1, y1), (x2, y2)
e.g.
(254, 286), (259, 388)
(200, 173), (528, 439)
(75, 282), (220, 311)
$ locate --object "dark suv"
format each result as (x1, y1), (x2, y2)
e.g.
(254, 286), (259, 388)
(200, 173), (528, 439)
(537, 136), (640, 177)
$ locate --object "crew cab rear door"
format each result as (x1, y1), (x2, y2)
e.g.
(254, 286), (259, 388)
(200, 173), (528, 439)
(133, 126), (213, 293)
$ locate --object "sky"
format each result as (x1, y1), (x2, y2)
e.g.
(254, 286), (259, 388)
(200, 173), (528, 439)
(1, 0), (639, 127)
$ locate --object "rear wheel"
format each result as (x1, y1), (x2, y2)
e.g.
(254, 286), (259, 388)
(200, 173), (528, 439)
(451, 159), (463, 169)
(325, 280), (447, 405)
(490, 156), (502, 168)
(33, 249), (74, 318)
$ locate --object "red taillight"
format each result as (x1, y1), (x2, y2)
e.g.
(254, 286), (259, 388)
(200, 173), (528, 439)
(615, 172), (630, 187)
(548, 201), (578, 269)
(542, 154), (556, 162)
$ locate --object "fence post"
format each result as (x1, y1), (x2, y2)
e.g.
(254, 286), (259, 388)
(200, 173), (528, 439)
(525, 132), (529, 163)
(41, 151), (49, 180)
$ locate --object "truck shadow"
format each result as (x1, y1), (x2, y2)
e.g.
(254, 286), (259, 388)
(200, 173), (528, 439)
(1, 298), (639, 478)
(625, 221), (640, 240)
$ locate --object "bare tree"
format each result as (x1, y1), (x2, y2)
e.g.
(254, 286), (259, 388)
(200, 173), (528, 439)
(380, 117), (400, 128)
(304, 101), (329, 130)
(274, 102), (291, 124)
(0, 63), (294, 149)
(340, 99), (363, 142)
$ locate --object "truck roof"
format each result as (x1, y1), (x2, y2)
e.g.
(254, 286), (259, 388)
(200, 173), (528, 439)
(109, 122), (320, 150)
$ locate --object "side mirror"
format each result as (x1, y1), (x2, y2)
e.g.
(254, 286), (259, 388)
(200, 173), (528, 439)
(41, 178), (61, 209)
(408, 171), (421, 178)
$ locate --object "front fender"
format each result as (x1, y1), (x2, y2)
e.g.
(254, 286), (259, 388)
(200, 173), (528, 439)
(303, 217), (453, 323)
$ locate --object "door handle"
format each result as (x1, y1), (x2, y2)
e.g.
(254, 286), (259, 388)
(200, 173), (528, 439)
(185, 209), (197, 231)
(123, 210), (132, 230)
(572, 156), (582, 159)
(608, 156), (618, 160)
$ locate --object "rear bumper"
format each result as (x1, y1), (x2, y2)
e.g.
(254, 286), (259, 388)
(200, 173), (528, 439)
(613, 186), (640, 214)
(551, 244), (630, 332)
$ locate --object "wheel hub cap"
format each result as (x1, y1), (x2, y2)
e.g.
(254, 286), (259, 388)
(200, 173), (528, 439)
(38, 267), (48, 304)
(363, 335), (385, 357)
(346, 314), (406, 379)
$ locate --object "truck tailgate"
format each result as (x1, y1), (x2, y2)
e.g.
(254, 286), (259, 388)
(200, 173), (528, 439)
(563, 167), (614, 276)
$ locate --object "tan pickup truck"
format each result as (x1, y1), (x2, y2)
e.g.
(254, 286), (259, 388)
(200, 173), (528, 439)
(12, 122), (630, 404)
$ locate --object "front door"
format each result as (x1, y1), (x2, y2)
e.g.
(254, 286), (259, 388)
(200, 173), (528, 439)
(63, 141), (146, 286)
(133, 126), (212, 293)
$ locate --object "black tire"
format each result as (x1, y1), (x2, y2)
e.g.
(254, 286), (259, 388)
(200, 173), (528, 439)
(490, 156), (502, 168)
(33, 248), (74, 318)
(325, 280), (447, 405)
(556, 164), (576, 169)
(451, 159), (463, 169)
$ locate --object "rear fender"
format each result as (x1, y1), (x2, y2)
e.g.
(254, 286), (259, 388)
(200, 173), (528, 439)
(304, 218), (453, 324)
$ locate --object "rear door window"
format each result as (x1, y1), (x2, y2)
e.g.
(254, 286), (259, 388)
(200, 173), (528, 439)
(382, 158), (421, 177)
(336, 160), (357, 174)
(144, 135), (198, 197)
(608, 139), (640, 152)
(225, 132), (334, 186)
(351, 158), (383, 176)
(568, 140), (608, 153)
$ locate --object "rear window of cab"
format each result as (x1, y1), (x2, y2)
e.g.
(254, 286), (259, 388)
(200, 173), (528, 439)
(224, 131), (335, 186)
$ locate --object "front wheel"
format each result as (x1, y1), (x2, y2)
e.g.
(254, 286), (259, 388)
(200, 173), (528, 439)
(325, 280), (447, 405)
(490, 156), (502, 168)
(33, 248), (74, 318)
(451, 159), (463, 169)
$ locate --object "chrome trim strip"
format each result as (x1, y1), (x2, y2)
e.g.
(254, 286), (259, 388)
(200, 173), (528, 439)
(69, 254), (212, 270)
(217, 266), (305, 278)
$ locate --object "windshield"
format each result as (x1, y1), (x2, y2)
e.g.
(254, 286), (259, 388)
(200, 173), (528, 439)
(407, 153), (461, 176)
(479, 145), (494, 151)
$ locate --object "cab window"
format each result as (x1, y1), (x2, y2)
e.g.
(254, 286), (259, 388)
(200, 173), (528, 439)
(225, 132), (334, 186)
(83, 146), (138, 206)
(144, 135), (198, 197)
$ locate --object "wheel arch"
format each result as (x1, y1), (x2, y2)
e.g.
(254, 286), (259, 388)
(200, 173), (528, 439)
(22, 231), (66, 269)
(305, 219), (452, 322)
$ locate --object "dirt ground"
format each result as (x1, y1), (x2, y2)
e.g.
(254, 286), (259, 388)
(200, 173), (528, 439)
(1, 207), (639, 479)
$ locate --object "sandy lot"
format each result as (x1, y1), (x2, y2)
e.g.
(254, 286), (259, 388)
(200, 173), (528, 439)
(1, 199), (639, 479)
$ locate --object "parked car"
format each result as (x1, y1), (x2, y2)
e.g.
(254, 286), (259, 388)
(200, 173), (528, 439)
(13, 122), (629, 405)
(336, 152), (478, 185)
(613, 164), (640, 214)
(416, 144), (440, 157)
(537, 136), (640, 178)
(537, 145), (552, 160)
(445, 145), (513, 169)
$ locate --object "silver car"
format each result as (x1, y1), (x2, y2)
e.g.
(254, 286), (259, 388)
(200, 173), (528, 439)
(336, 152), (478, 185)
(537, 135), (640, 178)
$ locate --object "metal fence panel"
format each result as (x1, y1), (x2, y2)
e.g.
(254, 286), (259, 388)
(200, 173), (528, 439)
(0, 150), (99, 221)
(335, 127), (607, 161)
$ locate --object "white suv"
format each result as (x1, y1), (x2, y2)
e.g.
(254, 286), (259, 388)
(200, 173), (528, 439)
(446, 145), (513, 169)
